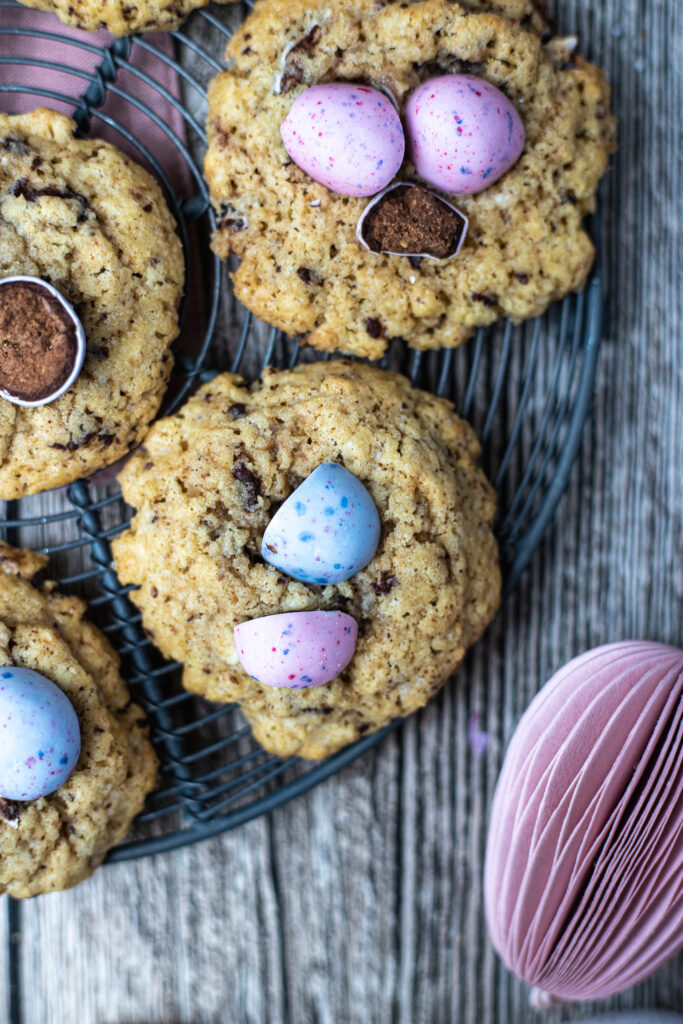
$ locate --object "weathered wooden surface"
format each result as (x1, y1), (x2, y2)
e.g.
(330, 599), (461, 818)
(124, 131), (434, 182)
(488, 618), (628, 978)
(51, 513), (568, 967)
(1, 0), (682, 1021)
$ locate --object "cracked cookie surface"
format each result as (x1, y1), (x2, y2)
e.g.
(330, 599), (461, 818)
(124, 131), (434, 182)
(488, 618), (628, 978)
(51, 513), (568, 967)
(0, 542), (158, 898)
(16, 0), (237, 36)
(205, 0), (614, 357)
(0, 109), (184, 498)
(113, 360), (501, 760)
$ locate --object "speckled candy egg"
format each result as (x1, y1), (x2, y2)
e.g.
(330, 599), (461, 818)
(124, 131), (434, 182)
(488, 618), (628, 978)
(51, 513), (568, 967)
(280, 83), (405, 197)
(0, 667), (81, 800)
(405, 74), (525, 195)
(261, 462), (381, 584)
(234, 611), (358, 688)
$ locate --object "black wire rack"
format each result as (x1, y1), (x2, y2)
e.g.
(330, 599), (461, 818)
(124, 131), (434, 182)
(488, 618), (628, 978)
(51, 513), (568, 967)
(0, 3), (604, 859)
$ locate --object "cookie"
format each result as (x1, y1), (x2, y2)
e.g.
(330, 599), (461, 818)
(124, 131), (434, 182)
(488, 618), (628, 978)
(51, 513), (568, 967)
(113, 360), (501, 760)
(0, 108), (184, 498)
(205, 0), (614, 358)
(0, 542), (158, 898)
(16, 0), (236, 36)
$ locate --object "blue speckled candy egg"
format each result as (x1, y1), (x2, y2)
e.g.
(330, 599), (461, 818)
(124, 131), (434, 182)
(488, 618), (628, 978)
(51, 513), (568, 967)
(0, 667), (81, 800)
(261, 462), (381, 584)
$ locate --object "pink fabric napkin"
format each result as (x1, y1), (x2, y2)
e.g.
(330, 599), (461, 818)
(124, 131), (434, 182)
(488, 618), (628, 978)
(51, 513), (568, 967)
(0, 6), (190, 195)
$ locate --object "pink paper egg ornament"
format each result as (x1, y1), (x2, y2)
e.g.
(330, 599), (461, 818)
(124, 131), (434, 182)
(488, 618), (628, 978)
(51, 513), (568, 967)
(484, 641), (683, 1003)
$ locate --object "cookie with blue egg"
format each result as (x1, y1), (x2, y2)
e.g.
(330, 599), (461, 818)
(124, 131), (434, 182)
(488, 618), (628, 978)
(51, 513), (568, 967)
(205, 0), (614, 358)
(0, 541), (157, 898)
(112, 360), (501, 759)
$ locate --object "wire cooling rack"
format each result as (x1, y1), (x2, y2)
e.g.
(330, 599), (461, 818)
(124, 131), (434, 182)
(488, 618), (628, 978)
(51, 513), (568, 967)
(0, 4), (603, 858)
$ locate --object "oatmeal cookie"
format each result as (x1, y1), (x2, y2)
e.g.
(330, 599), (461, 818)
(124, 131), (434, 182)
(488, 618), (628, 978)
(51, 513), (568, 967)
(113, 360), (501, 760)
(0, 108), (184, 498)
(0, 542), (158, 898)
(205, 0), (614, 357)
(16, 0), (237, 37)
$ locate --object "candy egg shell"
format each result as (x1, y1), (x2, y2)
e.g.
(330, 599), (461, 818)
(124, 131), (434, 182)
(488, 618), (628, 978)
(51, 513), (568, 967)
(405, 75), (525, 195)
(234, 610), (358, 688)
(0, 666), (81, 800)
(261, 462), (381, 584)
(484, 641), (683, 1002)
(280, 83), (405, 197)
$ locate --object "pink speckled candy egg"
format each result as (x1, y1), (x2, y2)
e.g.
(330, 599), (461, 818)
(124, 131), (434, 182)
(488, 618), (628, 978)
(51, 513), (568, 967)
(234, 611), (358, 688)
(405, 74), (525, 195)
(0, 666), (81, 800)
(280, 83), (405, 197)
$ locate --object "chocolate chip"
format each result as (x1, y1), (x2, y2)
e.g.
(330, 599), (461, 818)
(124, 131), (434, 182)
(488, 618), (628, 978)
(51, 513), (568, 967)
(472, 292), (498, 308)
(233, 463), (261, 507)
(297, 267), (313, 284)
(364, 317), (384, 339)
(9, 179), (90, 222)
(217, 203), (246, 232)
(1, 136), (30, 155)
(50, 430), (115, 451)
(360, 185), (466, 260)
(357, 722), (371, 734)
(513, 271), (529, 284)
(280, 62), (304, 94)
(227, 402), (247, 419)
(0, 797), (23, 822)
(30, 156), (43, 170)
(243, 545), (266, 566)
(151, 586), (158, 597)
(289, 24), (321, 56)
(371, 571), (398, 595)
(143, 202), (153, 212)
(300, 706), (333, 715)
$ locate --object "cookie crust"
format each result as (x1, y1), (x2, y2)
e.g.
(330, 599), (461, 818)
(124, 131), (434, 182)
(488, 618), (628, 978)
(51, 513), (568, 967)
(113, 360), (501, 759)
(0, 542), (158, 898)
(0, 109), (184, 498)
(206, 0), (614, 357)
(16, 0), (237, 36)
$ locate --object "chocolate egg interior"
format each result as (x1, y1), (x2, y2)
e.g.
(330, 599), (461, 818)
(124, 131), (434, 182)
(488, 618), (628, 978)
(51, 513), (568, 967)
(0, 278), (80, 403)
(357, 184), (468, 260)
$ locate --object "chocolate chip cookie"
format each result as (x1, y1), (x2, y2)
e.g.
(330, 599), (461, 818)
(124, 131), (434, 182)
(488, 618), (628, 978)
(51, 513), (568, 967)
(0, 542), (158, 897)
(0, 108), (184, 498)
(16, 0), (236, 36)
(205, 0), (614, 357)
(113, 360), (501, 760)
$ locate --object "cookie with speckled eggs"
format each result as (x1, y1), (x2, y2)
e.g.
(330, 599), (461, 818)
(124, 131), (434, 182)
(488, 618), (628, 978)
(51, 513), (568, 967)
(0, 541), (158, 898)
(0, 108), (184, 498)
(205, 0), (614, 358)
(112, 360), (501, 760)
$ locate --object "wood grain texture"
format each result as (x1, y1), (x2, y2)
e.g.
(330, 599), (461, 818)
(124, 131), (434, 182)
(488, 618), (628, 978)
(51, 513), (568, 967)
(2, 0), (682, 1021)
